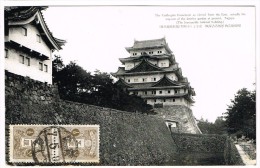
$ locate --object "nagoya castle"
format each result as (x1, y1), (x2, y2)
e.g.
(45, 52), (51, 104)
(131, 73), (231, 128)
(112, 37), (201, 134)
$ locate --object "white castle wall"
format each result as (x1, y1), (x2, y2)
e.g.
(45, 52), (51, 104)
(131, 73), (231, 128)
(124, 73), (178, 83)
(125, 59), (170, 70)
(129, 48), (167, 57)
(8, 23), (51, 56)
(5, 47), (52, 84)
(5, 23), (53, 84)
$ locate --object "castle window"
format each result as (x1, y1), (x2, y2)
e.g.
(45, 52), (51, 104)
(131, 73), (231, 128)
(163, 99), (166, 102)
(143, 78), (147, 82)
(39, 62), (43, 71)
(19, 55), (30, 66)
(19, 55), (25, 64)
(22, 27), (27, 36)
(5, 49), (8, 58)
(133, 53), (137, 56)
(149, 51), (153, 54)
(154, 99), (156, 102)
(128, 79), (130, 82)
(152, 91), (156, 94)
(153, 78), (156, 81)
(144, 91), (147, 95)
(25, 57), (30, 66)
(158, 51), (162, 54)
(159, 91), (162, 94)
(44, 64), (48, 72)
(168, 90), (171, 94)
(175, 90), (178, 94)
(173, 99), (176, 102)
(37, 34), (41, 43)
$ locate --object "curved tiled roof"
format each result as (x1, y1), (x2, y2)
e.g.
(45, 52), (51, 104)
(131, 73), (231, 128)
(115, 78), (133, 88)
(5, 6), (47, 21)
(111, 67), (125, 76)
(5, 6), (66, 50)
(126, 59), (162, 73)
(141, 93), (188, 99)
(112, 63), (180, 77)
(152, 75), (186, 87)
(131, 38), (166, 49)
(126, 37), (172, 53)
(119, 54), (175, 64)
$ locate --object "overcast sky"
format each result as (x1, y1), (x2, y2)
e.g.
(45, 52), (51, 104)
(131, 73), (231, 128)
(42, 6), (255, 122)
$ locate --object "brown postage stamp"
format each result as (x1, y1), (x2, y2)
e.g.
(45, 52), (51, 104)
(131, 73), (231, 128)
(9, 125), (99, 163)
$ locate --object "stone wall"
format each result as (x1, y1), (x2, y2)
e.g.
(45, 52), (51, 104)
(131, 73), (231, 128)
(171, 133), (226, 165)
(5, 71), (178, 166)
(5, 71), (243, 165)
(224, 138), (244, 165)
(154, 106), (201, 134)
(171, 133), (244, 165)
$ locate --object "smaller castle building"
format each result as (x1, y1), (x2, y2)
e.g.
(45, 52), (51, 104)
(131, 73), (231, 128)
(4, 7), (65, 84)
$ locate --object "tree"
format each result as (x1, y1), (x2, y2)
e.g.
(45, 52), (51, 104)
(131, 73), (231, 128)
(213, 116), (227, 135)
(52, 59), (153, 113)
(52, 55), (64, 84)
(197, 117), (227, 135)
(225, 88), (256, 139)
(55, 61), (93, 103)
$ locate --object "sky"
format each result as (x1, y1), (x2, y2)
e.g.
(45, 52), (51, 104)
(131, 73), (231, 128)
(42, 6), (255, 122)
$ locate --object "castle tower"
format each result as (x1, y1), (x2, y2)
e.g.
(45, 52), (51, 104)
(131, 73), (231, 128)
(4, 7), (66, 84)
(112, 38), (201, 134)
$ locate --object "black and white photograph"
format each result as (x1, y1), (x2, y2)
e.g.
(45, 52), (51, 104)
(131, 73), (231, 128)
(1, 0), (259, 166)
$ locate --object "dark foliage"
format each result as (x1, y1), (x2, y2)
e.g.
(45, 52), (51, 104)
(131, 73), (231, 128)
(224, 88), (256, 139)
(52, 56), (153, 113)
(197, 117), (227, 135)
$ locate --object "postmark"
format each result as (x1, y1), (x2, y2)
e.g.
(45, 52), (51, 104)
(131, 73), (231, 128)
(9, 125), (99, 163)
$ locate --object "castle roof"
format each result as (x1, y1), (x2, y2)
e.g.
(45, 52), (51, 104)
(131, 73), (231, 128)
(5, 40), (49, 60)
(5, 6), (66, 50)
(115, 78), (133, 88)
(127, 59), (162, 73)
(125, 37), (172, 53)
(119, 54), (175, 64)
(141, 93), (188, 99)
(115, 75), (187, 90)
(111, 60), (182, 80)
(114, 74), (195, 98)
(152, 75), (186, 87)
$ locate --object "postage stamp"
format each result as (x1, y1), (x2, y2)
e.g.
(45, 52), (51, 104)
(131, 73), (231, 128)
(9, 125), (99, 163)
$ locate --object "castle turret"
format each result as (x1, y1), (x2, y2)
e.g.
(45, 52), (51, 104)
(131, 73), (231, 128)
(4, 7), (66, 84)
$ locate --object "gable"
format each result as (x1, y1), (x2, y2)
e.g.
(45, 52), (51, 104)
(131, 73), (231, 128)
(126, 59), (162, 73)
(5, 7), (65, 51)
(152, 76), (183, 87)
(115, 78), (133, 88)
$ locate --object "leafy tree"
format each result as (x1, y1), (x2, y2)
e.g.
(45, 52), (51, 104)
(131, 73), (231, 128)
(213, 116), (227, 135)
(197, 117), (227, 135)
(55, 61), (93, 103)
(225, 88), (256, 139)
(52, 55), (65, 83)
(52, 57), (153, 113)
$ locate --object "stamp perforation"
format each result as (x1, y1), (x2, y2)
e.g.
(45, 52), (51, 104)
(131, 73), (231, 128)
(8, 124), (100, 164)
